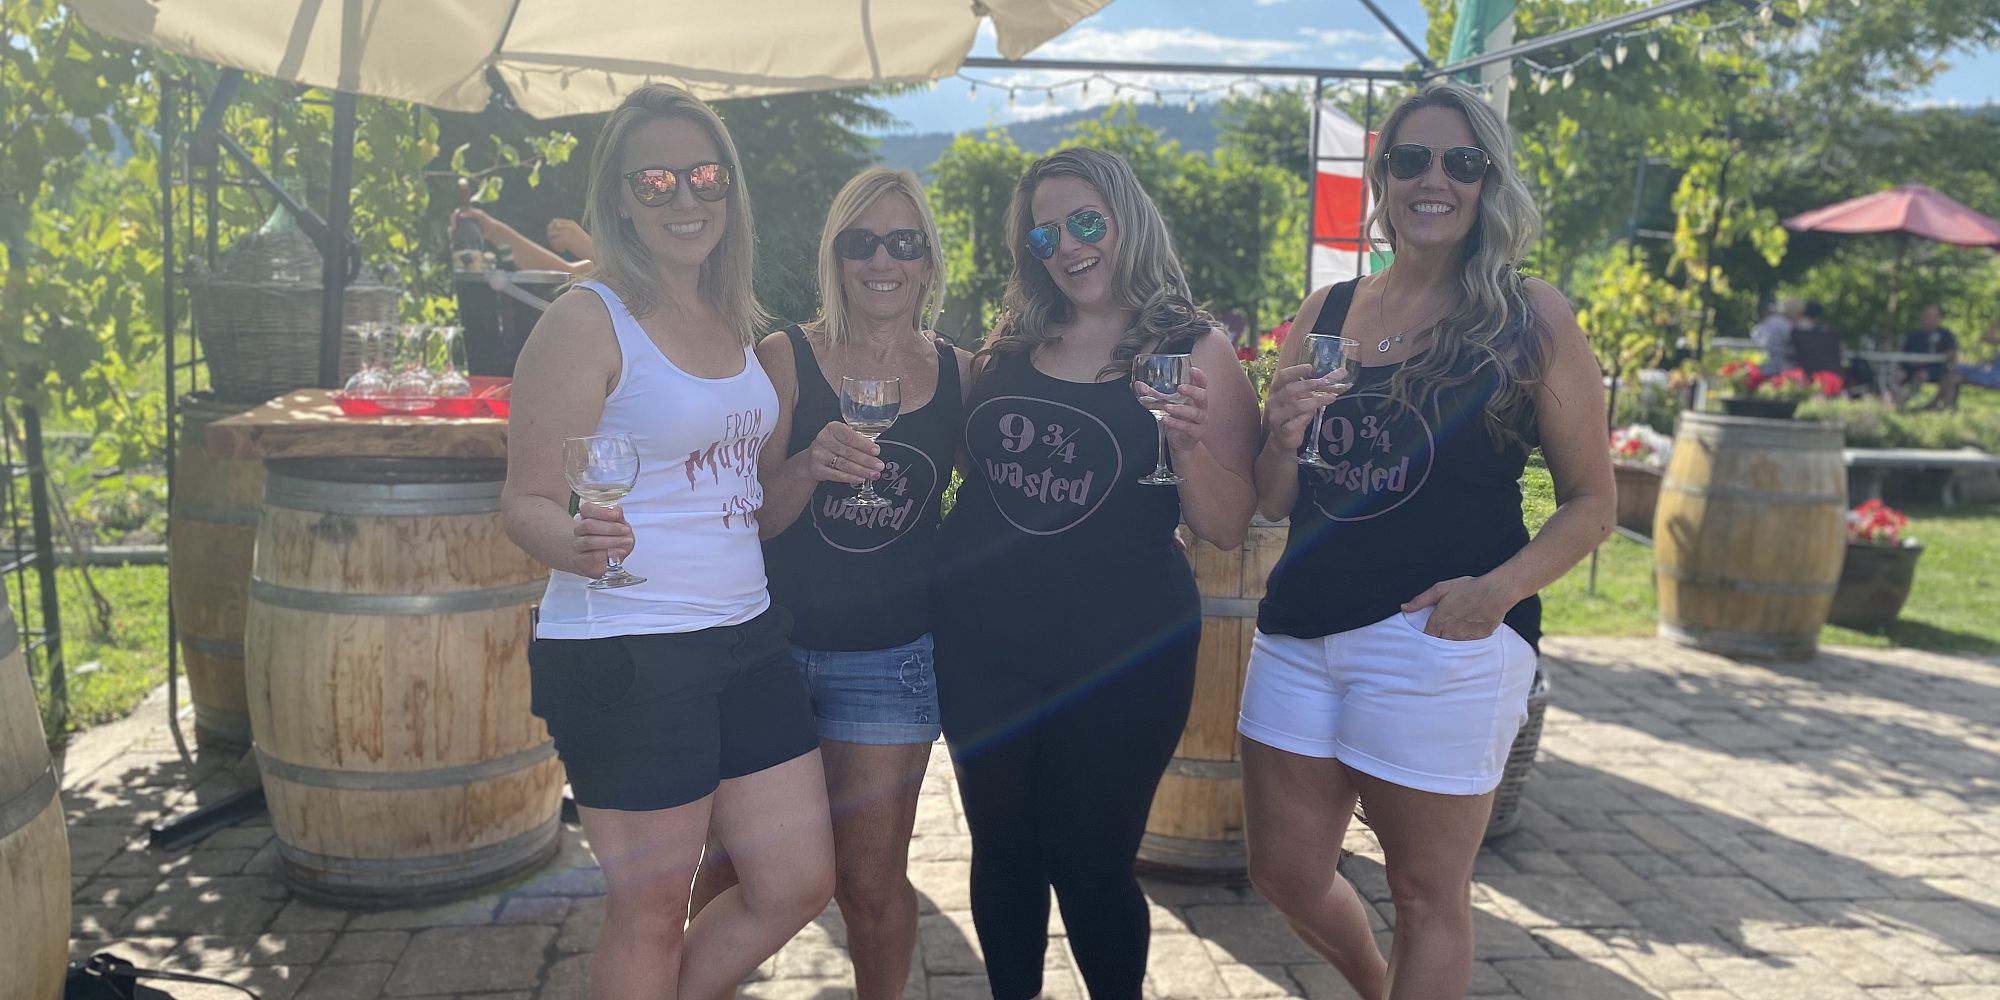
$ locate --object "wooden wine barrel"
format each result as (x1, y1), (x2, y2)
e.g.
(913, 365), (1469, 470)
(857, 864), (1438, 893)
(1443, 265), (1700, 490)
(245, 464), (562, 905)
(1654, 412), (1847, 660)
(1137, 517), (1287, 882)
(169, 395), (265, 750)
(1, 594), (70, 1000)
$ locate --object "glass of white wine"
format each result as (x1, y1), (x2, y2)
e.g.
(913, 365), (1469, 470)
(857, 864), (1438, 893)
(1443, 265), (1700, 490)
(563, 433), (647, 590)
(840, 376), (900, 508)
(1134, 352), (1190, 485)
(1297, 335), (1358, 470)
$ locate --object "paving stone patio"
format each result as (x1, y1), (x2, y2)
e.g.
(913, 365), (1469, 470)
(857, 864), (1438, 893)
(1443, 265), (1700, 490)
(53, 637), (2000, 999)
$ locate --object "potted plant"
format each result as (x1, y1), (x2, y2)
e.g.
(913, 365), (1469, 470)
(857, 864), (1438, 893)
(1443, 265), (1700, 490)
(1609, 424), (1670, 535)
(1828, 499), (1924, 630)
(1713, 362), (1842, 419)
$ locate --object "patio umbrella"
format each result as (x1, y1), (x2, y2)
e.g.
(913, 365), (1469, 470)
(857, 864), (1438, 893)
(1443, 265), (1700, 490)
(1783, 183), (2000, 336)
(71, 0), (1112, 118)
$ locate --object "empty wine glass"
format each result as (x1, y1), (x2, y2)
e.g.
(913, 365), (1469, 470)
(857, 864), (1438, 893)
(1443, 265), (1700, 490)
(342, 322), (389, 397)
(563, 433), (648, 590)
(1134, 353), (1190, 485)
(840, 376), (901, 508)
(1297, 335), (1359, 470)
(431, 324), (472, 399)
(385, 323), (434, 408)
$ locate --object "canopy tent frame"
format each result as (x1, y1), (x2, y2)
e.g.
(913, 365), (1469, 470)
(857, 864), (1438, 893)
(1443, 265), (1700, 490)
(143, 0), (1730, 838)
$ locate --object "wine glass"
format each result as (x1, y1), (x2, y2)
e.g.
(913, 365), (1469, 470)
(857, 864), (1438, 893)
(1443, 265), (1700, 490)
(431, 324), (472, 399)
(1134, 353), (1190, 486)
(839, 376), (901, 508)
(563, 433), (648, 590)
(1297, 335), (1359, 470)
(342, 322), (389, 397)
(385, 323), (435, 409)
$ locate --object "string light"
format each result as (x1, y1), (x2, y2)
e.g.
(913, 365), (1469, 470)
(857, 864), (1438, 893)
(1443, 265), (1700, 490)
(1647, 39), (1662, 61)
(1615, 42), (1629, 64)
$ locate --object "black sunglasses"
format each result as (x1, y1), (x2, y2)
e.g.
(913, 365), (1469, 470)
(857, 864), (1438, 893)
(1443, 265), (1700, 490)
(834, 228), (929, 262)
(622, 162), (733, 206)
(1383, 144), (1492, 185)
(1025, 209), (1109, 260)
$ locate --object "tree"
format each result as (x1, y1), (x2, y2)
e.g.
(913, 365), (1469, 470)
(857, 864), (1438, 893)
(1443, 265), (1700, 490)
(1214, 86), (1312, 184)
(928, 131), (1035, 344)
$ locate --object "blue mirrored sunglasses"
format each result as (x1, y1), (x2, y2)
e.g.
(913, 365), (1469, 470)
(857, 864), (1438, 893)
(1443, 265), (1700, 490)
(1025, 209), (1109, 260)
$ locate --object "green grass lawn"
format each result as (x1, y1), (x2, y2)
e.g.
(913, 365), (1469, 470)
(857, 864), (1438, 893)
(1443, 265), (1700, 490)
(13, 564), (170, 741)
(1525, 459), (2000, 654)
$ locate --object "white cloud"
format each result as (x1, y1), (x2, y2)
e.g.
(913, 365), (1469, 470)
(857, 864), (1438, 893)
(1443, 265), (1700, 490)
(1298, 28), (1397, 50)
(1254, 0), (1293, 6)
(1035, 26), (1309, 65)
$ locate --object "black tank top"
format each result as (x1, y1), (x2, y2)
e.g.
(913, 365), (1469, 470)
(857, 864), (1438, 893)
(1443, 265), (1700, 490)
(1258, 280), (1544, 650)
(934, 347), (1198, 653)
(763, 326), (961, 651)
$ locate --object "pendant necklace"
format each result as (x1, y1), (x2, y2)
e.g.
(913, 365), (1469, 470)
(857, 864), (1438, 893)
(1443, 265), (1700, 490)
(1375, 285), (1454, 353)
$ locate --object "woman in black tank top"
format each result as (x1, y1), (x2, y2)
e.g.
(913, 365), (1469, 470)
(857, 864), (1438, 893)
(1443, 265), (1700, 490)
(1240, 84), (1615, 999)
(694, 169), (969, 1000)
(932, 149), (1260, 1000)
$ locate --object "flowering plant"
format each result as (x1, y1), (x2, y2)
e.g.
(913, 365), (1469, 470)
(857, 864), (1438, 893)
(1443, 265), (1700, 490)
(1610, 424), (1672, 467)
(1714, 361), (1842, 401)
(1241, 318), (1290, 402)
(1846, 499), (1916, 547)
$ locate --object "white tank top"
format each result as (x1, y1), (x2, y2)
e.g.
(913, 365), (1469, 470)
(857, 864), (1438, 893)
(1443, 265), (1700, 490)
(535, 281), (778, 639)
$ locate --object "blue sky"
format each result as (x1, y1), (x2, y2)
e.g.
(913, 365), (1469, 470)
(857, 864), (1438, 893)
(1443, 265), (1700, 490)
(870, 0), (2000, 135)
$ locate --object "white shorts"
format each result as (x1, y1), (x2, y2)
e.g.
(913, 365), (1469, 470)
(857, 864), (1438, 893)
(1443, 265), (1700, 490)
(1238, 606), (1537, 796)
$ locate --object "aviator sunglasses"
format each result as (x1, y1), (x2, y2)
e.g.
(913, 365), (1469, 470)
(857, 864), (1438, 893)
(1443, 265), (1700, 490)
(1383, 143), (1492, 185)
(834, 228), (930, 262)
(621, 162), (733, 206)
(1024, 208), (1109, 260)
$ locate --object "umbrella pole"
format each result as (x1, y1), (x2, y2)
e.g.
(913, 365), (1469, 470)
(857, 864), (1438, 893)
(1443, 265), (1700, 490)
(1884, 236), (1907, 344)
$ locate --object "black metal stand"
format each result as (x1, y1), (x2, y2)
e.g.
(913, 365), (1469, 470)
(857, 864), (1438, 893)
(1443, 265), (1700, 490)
(147, 785), (267, 852)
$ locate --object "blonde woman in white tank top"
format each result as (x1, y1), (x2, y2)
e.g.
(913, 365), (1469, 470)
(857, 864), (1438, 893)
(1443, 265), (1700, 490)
(501, 85), (833, 1000)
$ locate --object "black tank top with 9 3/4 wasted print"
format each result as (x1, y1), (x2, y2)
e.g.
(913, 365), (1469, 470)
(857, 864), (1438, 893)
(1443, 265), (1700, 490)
(1257, 279), (1544, 650)
(762, 326), (961, 651)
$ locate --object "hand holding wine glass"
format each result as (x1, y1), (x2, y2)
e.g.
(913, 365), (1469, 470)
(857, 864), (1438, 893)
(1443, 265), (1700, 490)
(1297, 335), (1358, 470)
(1134, 353), (1190, 485)
(839, 377), (900, 508)
(564, 433), (647, 589)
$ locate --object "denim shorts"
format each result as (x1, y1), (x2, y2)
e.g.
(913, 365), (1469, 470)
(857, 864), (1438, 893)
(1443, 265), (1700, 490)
(795, 633), (942, 746)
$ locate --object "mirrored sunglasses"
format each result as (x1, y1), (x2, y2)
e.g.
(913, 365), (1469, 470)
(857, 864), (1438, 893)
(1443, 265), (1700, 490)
(1025, 209), (1109, 260)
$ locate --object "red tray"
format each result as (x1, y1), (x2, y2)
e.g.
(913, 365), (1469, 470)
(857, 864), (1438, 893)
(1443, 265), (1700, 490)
(334, 376), (511, 418)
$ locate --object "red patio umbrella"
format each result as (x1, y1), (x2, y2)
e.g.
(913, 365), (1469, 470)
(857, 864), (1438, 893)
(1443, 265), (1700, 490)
(1784, 183), (2000, 335)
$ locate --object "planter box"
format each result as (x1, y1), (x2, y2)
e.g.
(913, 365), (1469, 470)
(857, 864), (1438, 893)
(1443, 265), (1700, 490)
(1828, 541), (1924, 631)
(1612, 462), (1662, 536)
(1720, 397), (1799, 420)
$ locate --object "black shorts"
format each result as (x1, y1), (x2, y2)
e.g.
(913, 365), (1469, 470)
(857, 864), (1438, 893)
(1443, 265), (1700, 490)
(528, 607), (818, 811)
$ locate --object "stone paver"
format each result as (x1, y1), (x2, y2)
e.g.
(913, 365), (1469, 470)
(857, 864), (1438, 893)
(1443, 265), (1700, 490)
(47, 637), (2000, 998)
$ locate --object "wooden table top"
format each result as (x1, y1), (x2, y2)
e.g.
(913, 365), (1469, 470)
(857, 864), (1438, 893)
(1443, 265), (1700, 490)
(204, 390), (509, 462)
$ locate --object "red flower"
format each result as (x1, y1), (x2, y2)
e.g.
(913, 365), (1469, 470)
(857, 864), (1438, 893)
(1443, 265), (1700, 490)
(1236, 345), (1257, 363)
(1812, 370), (1844, 397)
(1267, 319), (1292, 346)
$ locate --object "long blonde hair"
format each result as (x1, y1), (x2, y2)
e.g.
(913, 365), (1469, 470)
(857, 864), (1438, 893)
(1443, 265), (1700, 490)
(1364, 82), (1545, 448)
(815, 169), (946, 345)
(579, 84), (766, 344)
(981, 148), (1213, 380)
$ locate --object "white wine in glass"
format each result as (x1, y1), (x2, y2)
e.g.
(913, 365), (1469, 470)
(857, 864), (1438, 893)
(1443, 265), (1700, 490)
(1134, 352), (1190, 485)
(563, 433), (647, 590)
(1298, 335), (1358, 470)
(840, 376), (901, 508)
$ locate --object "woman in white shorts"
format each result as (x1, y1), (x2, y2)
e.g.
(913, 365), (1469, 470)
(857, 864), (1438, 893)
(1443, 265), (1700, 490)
(1242, 81), (1614, 1000)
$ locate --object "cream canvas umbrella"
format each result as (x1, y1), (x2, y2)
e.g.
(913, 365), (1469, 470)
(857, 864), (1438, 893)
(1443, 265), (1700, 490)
(72, 0), (1112, 117)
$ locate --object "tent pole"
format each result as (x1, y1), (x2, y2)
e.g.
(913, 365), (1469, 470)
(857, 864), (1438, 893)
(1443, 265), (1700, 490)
(318, 91), (357, 388)
(1884, 236), (1907, 343)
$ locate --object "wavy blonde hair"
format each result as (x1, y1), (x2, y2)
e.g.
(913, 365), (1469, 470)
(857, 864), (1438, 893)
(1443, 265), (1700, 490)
(981, 148), (1213, 380)
(1364, 81), (1546, 448)
(579, 84), (765, 345)
(814, 169), (946, 346)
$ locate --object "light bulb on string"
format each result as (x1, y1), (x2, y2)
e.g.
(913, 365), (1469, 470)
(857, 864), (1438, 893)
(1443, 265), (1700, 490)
(1007, 88), (1016, 110)
(1600, 51), (1615, 71)
(968, 81), (978, 101)
(1758, 3), (1774, 22)
(1562, 68), (1576, 89)
(1800, 0), (1813, 12)
(1647, 38), (1662, 61)
(1082, 78), (1091, 97)
(1537, 73), (1554, 94)
(1186, 95), (1197, 113)
(1046, 88), (1056, 106)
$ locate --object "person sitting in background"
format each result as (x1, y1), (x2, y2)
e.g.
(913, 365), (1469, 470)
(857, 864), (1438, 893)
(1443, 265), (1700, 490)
(1935, 325), (2000, 410)
(1901, 304), (1960, 410)
(1749, 298), (1802, 374)
(1790, 301), (1845, 378)
(453, 207), (597, 275)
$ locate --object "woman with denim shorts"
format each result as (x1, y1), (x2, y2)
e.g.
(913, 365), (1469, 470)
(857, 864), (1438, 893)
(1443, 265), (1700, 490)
(696, 168), (968, 1000)
(502, 84), (834, 1000)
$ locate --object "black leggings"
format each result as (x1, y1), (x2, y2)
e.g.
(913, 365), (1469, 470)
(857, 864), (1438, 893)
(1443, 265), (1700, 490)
(936, 629), (1199, 1000)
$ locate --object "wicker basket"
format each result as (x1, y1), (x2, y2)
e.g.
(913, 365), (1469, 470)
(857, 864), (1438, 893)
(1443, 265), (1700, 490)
(189, 225), (400, 403)
(1483, 668), (1551, 841)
